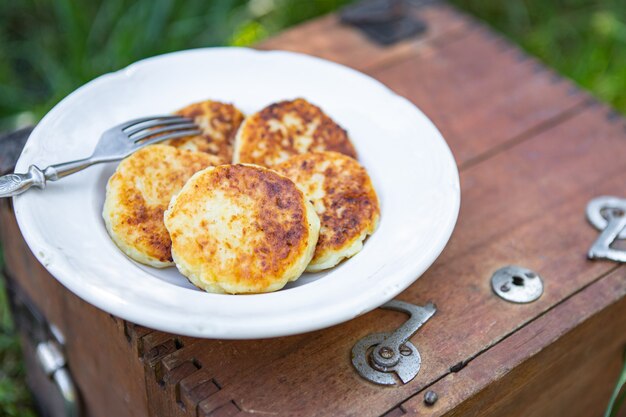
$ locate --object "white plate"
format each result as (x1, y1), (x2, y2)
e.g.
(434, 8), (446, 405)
(14, 48), (460, 339)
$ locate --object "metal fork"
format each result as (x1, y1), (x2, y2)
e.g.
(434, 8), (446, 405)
(0, 115), (200, 198)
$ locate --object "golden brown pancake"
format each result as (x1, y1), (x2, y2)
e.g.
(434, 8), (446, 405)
(103, 145), (221, 267)
(273, 151), (380, 271)
(233, 98), (357, 167)
(163, 100), (244, 163)
(164, 164), (320, 294)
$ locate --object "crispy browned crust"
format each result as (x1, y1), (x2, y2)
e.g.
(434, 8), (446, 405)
(274, 152), (380, 268)
(164, 100), (244, 163)
(234, 98), (357, 167)
(103, 145), (220, 265)
(164, 164), (319, 293)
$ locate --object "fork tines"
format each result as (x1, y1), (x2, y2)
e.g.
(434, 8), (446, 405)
(122, 115), (201, 144)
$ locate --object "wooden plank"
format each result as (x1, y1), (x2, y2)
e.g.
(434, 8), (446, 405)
(369, 26), (589, 166)
(399, 267), (626, 417)
(62, 299), (151, 417)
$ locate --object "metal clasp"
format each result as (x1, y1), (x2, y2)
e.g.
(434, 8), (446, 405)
(587, 196), (626, 263)
(36, 334), (80, 417)
(352, 300), (436, 386)
(340, 0), (427, 45)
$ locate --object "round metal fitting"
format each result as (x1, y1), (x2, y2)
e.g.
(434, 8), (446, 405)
(586, 196), (626, 238)
(424, 390), (438, 406)
(352, 333), (421, 385)
(491, 265), (543, 303)
(351, 301), (436, 386)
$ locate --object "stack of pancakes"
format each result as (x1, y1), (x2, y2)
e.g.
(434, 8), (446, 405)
(103, 98), (380, 294)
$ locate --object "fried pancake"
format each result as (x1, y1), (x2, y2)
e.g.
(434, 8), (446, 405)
(233, 98), (357, 167)
(164, 100), (244, 163)
(164, 164), (320, 294)
(103, 145), (221, 268)
(273, 151), (380, 272)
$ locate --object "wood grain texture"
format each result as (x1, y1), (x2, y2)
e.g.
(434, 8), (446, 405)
(371, 26), (589, 165)
(1, 2), (626, 417)
(400, 268), (626, 417)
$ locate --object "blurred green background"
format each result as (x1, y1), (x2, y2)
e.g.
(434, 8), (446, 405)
(2, 0), (626, 132)
(1, 0), (626, 415)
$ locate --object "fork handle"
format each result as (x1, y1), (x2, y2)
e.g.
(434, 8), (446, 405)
(0, 165), (48, 198)
(0, 158), (102, 198)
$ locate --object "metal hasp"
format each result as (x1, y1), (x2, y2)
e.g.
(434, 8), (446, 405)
(340, 0), (427, 45)
(36, 338), (79, 417)
(491, 266), (543, 303)
(586, 196), (626, 263)
(352, 300), (436, 386)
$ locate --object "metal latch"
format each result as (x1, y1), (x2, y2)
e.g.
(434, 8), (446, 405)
(352, 300), (436, 385)
(340, 0), (427, 45)
(587, 196), (626, 262)
(36, 336), (79, 417)
(5, 271), (81, 417)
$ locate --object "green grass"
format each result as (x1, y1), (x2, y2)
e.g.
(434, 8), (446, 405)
(0, 0), (354, 131)
(604, 349), (626, 417)
(1, 1), (626, 416)
(450, 0), (626, 112)
(2, 0), (626, 129)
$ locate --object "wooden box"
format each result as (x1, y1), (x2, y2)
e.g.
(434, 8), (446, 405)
(2, 2), (626, 416)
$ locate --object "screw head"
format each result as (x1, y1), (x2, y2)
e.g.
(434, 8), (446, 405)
(424, 390), (438, 406)
(399, 344), (412, 356)
(379, 346), (393, 359)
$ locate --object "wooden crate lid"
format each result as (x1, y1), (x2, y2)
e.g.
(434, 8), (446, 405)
(130, 3), (626, 416)
(2, 2), (626, 416)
